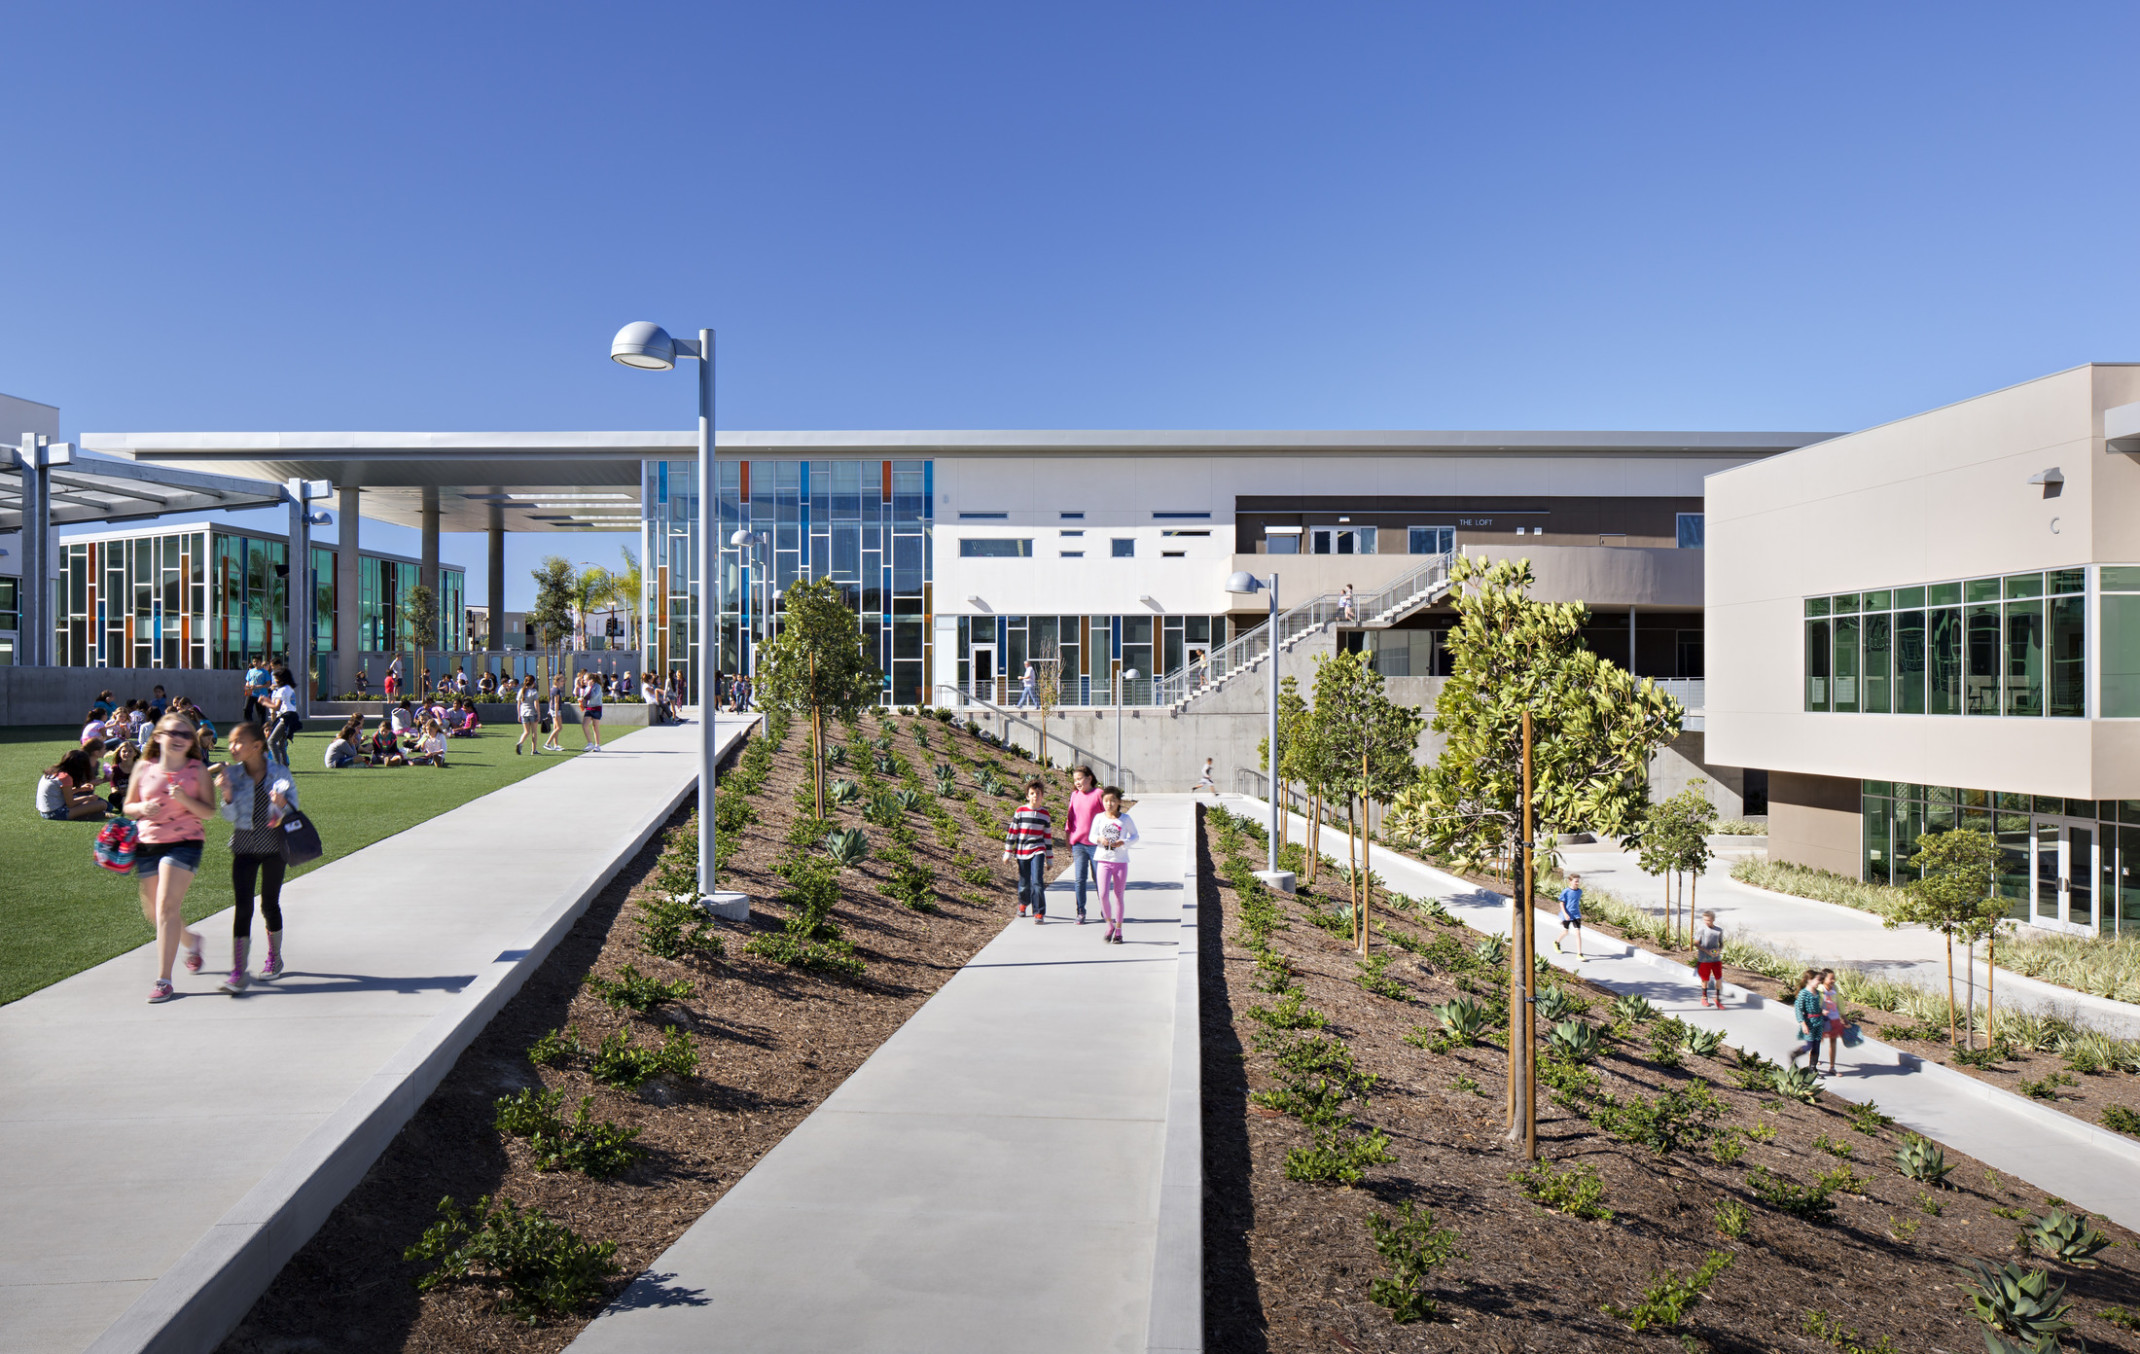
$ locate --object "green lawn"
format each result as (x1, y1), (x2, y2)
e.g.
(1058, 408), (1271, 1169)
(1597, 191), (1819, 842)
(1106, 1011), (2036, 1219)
(2, 723), (635, 1004)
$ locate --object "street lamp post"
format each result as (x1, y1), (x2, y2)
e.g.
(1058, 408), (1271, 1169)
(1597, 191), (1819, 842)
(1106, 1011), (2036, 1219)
(1115, 666), (1139, 790)
(611, 321), (747, 921)
(1226, 570), (1295, 893)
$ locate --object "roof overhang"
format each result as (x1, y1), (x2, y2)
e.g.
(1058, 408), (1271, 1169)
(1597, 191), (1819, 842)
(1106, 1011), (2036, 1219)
(1, 447), (287, 531)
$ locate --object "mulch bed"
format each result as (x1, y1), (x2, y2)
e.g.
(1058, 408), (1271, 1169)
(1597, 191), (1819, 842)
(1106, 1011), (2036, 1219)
(220, 709), (1050, 1353)
(1200, 812), (2140, 1353)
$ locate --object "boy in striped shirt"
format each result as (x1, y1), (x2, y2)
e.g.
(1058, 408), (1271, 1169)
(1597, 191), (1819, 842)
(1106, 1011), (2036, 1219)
(1002, 779), (1055, 924)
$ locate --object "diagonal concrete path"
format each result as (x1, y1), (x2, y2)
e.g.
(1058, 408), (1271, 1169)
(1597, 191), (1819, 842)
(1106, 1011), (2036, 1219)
(1221, 796), (2140, 1233)
(568, 795), (1202, 1354)
(0, 715), (752, 1354)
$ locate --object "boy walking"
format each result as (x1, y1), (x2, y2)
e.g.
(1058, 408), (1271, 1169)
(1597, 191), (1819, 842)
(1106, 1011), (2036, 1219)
(1693, 909), (1725, 1007)
(1003, 779), (1055, 924)
(1554, 872), (1585, 959)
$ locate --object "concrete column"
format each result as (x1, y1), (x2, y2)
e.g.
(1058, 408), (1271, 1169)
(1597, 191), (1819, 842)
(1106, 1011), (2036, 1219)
(420, 485), (441, 654)
(17, 435), (49, 667)
(287, 483), (310, 713)
(1629, 607), (1638, 677)
(336, 486), (361, 695)
(487, 509), (505, 653)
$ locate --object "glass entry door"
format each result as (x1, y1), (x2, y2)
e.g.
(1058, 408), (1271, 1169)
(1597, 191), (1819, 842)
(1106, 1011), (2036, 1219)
(2031, 821), (2098, 933)
(970, 644), (996, 703)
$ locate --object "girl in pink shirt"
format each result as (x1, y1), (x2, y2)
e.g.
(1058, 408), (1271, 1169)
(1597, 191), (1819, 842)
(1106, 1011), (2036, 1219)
(124, 714), (219, 1003)
(1065, 766), (1106, 926)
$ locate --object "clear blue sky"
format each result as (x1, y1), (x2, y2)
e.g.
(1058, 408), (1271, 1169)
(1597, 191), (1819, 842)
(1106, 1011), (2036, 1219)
(7, 4), (2138, 603)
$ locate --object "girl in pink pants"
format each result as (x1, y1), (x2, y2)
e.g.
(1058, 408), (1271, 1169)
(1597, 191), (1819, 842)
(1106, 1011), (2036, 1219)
(1091, 786), (1141, 943)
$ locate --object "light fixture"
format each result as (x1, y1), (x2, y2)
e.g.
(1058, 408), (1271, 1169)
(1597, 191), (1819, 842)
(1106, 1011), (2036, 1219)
(610, 321), (678, 371)
(1224, 569), (1290, 893)
(1139, 594), (1161, 610)
(1225, 571), (1262, 594)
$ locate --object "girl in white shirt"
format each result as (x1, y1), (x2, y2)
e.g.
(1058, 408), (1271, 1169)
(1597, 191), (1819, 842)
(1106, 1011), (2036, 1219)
(1091, 787), (1141, 944)
(408, 720), (450, 769)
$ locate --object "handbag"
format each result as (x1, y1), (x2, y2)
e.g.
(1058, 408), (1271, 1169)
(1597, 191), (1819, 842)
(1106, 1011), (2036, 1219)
(278, 809), (324, 866)
(1841, 1021), (1865, 1048)
(94, 817), (140, 873)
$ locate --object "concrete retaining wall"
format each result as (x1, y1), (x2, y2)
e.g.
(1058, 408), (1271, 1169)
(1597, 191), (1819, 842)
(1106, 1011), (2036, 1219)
(0, 668), (246, 727)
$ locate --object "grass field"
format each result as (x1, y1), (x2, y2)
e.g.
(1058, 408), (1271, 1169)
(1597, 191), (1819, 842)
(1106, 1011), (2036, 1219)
(1, 723), (635, 1005)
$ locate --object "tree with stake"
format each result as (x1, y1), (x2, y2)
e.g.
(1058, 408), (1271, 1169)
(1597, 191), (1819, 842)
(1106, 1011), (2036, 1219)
(1625, 784), (1715, 946)
(756, 576), (881, 820)
(1286, 679), (1341, 886)
(1307, 650), (1424, 954)
(1258, 675), (1312, 854)
(1890, 828), (2002, 1049)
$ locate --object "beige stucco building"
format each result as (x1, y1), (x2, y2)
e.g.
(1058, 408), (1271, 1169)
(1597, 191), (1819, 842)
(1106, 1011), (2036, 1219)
(1706, 363), (2140, 937)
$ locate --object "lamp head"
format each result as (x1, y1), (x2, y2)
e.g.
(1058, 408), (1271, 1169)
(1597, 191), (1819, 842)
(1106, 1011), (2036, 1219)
(1124, 668), (1140, 680)
(729, 529), (753, 546)
(610, 321), (677, 371)
(1224, 571), (1262, 594)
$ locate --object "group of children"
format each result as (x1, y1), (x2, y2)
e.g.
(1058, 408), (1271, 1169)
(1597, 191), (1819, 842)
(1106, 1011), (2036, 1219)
(1000, 766), (1140, 943)
(43, 693), (222, 823)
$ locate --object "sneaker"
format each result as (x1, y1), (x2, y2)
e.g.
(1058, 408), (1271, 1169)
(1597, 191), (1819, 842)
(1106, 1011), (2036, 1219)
(182, 944), (204, 974)
(147, 979), (174, 1004)
(1033, 913), (1045, 925)
(220, 968), (249, 995)
(260, 952), (284, 980)
(1076, 915), (1086, 925)
(1018, 905), (1028, 917)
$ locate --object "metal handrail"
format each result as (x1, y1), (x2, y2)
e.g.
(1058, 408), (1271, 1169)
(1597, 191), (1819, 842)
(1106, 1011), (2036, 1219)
(1232, 767), (1316, 820)
(933, 683), (1137, 793)
(1149, 553), (1455, 710)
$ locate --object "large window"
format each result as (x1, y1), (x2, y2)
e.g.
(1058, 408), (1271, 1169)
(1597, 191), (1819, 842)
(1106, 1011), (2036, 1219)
(1676, 513), (1705, 548)
(2105, 567), (2140, 717)
(56, 528), (210, 669)
(1311, 526), (1375, 555)
(959, 538), (1032, 558)
(1408, 526), (1454, 555)
(1807, 570), (2089, 718)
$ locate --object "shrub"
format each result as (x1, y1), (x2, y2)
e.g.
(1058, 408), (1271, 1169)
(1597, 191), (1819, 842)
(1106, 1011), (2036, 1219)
(527, 1026), (583, 1067)
(1510, 1158), (1613, 1220)
(1714, 1198), (1751, 1238)
(1648, 1017), (1688, 1068)
(883, 861), (939, 912)
(1247, 989), (1328, 1032)
(1893, 1133), (1956, 1187)
(1812, 1131), (1855, 1160)
(1365, 1203), (1465, 1323)
(1848, 1100), (1893, 1135)
(584, 965), (694, 1013)
(1731, 858), (1910, 921)
(494, 1090), (644, 1178)
(2103, 1104), (2140, 1137)
(1730, 1048), (1779, 1091)
(403, 1194), (619, 1322)
(1283, 1124), (1395, 1186)
(1591, 1080), (1731, 1156)
(1747, 1165), (1836, 1221)
(2025, 1209), (2110, 1267)
(637, 892), (726, 961)
(1801, 1309), (1900, 1354)
(589, 1025), (698, 1090)
(1957, 1259), (2074, 1353)
(2017, 1070), (2077, 1101)
(785, 813), (835, 849)
(1355, 954), (1409, 1001)
(710, 791), (756, 835)
(1600, 1250), (1733, 1335)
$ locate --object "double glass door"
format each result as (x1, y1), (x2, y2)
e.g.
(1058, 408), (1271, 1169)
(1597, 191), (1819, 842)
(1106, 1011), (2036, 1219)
(2032, 820), (2096, 932)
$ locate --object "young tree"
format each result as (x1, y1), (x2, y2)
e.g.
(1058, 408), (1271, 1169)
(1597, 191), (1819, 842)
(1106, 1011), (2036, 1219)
(1308, 649), (1426, 953)
(756, 575), (881, 818)
(1392, 555), (1683, 900)
(1257, 675), (1311, 852)
(615, 546), (644, 649)
(405, 583), (440, 651)
(529, 557), (577, 650)
(1890, 828), (2002, 1049)
(1625, 783), (1717, 946)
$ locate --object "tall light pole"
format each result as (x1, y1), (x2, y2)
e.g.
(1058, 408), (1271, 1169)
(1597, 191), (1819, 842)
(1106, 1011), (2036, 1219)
(1115, 666), (1139, 790)
(1226, 570), (1294, 893)
(611, 321), (746, 920)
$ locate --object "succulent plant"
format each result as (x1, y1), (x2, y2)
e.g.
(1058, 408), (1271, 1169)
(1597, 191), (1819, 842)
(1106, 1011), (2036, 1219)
(1536, 985), (1580, 1023)
(892, 788), (924, 812)
(821, 828), (870, 867)
(826, 745), (848, 766)
(1893, 1132), (1955, 1186)
(1430, 997), (1493, 1044)
(1769, 1064), (1822, 1103)
(828, 778), (861, 805)
(1547, 1019), (1605, 1063)
(1471, 934), (1509, 969)
(1957, 1259), (2072, 1353)
(1684, 1025), (1724, 1058)
(2026, 1209), (2110, 1267)
(1610, 993), (1658, 1025)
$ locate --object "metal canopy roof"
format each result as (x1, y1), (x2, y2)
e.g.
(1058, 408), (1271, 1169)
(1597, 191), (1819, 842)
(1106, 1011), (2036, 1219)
(78, 428), (1840, 533)
(0, 446), (287, 530)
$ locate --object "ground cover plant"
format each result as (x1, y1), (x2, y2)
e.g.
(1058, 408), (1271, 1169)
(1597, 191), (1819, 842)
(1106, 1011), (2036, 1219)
(1199, 805), (2140, 1353)
(219, 705), (1039, 1351)
(1, 723), (634, 1004)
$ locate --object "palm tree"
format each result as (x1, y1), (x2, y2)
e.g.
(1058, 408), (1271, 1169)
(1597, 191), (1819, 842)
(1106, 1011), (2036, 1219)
(573, 565), (619, 650)
(615, 546), (643, 649)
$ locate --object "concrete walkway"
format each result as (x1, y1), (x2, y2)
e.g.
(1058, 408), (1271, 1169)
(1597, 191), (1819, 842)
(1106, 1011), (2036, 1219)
(569, 795), (1203, 1354)
(1220, 796), (2140, 1233)
(1561, 840), (2140, 1039)
(0, 715), (752, 1354)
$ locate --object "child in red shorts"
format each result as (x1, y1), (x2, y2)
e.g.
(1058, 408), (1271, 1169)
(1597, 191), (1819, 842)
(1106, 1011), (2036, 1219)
(1693, 909), (1725, 1007)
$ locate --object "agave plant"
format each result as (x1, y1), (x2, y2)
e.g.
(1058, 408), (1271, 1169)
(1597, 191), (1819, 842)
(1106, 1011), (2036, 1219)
(1536, 985), (1581, 1023)
(1958, 1259), (2073, 1352)
(821, 828), (870, 867)
(826, 745), (849, 767)
(1547, 1019), (1605, 1063)
(1893, 1133), (1955, 1186)
(1770, 1064), (1821, 1103)
(1609, 993), (1657, 1025)
(934, 774), (959, 798)
(828, 778), (862, 806)
(1471, 934), (1509, 969)
(2026, 1209), (2111, 1267)
(1419, 898), (1454, 924)
(864, 796), (904, 827)
(873, 734), (895, 751)
(873, 753), (898, 775)
(1684, 1025), (1724, 1059)
(1430, 997), (1493, 1045)
(892, 788), (924, 813)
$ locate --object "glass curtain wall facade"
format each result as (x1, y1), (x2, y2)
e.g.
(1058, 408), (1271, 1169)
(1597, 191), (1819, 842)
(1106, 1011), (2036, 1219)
(643, 458), (933, 705)
(954, 614), (1231, 706)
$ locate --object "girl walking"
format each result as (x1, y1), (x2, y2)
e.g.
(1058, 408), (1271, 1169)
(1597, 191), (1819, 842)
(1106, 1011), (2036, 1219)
(515, 675), (543, 755)
(127, 714), (218, 1003)
(542, 674), (567, 752)
(1788, 970), (1826, 1075)
(214, 723), (296, 993)
(579, 670), (604, 751)
(1091, 786), (1140, 943)
(1818, 968), (1846, 1076)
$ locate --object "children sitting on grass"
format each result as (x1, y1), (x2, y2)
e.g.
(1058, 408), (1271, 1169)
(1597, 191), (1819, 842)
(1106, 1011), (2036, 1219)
(38, 749), (110, 821)
(325, 717), (364, 768)
(368, 720), (407, 766)
(104, 741), (142, 811)
(407, 719), (450, 768)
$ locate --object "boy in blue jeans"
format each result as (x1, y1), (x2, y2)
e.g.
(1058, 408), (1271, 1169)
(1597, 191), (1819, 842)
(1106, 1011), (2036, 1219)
(1003, 780), (1055, 924)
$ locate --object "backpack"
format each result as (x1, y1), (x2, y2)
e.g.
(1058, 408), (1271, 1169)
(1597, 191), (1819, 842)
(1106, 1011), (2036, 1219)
(94, 817), (140, 873)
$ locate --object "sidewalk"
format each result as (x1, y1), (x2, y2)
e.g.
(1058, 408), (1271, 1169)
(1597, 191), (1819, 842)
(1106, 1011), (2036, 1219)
(0, 715), (753, 1354)
(568, 795), (1202, 1354)
(1221, 796), (2140, 1233)
(1561, 840), (2140, 1039)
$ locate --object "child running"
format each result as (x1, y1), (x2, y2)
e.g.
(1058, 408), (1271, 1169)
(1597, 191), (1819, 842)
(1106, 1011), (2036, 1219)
(126, 714), (218, 1002)
(1554, 872), (1585, 959)
(1693, 909), (1725, 1006)
(214, 722), (296, 993)
(1090, 785), (1140, 944)
(1002, 778), (1054, 924)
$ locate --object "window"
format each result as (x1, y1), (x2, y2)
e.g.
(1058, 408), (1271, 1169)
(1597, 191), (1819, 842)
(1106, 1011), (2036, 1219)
(1161, 529), (1209, 537)
(1809, 571), (2091, 718)
(1409, 526), (1454, 555)
(1061, 550), (1084, 558)
(1162, 550), (1185, 558)
(1152, 511), (1209, 520)
(2106, 567), (2140, 717)
(0, 577), (16, 633)
(1312, 526), (1376, 555)
(1060, 511), (1084, 520)
(958, 511), (1008, 520)
(1060, 529), (1084, 536)
(1676, 630), (1704, 679)
(1111, 539), (1135, 558)
(959, 538), (1032, 558)
(1265, 526), (1301, 556)
(1676, 513), (1705, 548)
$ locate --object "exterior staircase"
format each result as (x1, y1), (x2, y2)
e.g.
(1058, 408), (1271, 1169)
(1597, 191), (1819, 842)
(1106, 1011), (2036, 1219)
(1149, 553), (1455, 713)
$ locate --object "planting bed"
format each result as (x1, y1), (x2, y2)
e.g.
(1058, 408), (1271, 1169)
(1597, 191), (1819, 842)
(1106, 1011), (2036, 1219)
(219, 708), (1051, 1352)
(1201, 809), (2140, 1353)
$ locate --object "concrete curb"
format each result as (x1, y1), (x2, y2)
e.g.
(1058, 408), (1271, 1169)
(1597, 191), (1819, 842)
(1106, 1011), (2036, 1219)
(81, 731), (727, 1354)
(1143, 805), (1205, 1354)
